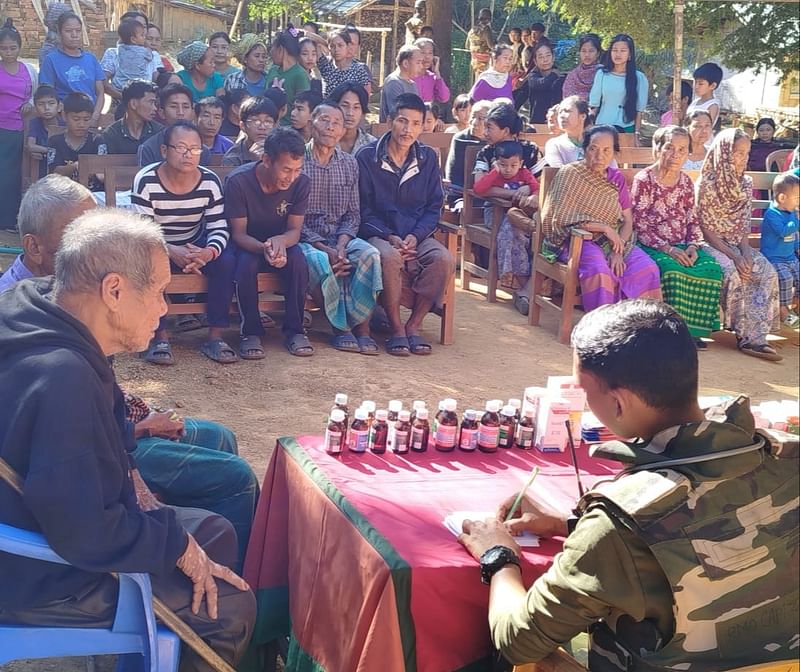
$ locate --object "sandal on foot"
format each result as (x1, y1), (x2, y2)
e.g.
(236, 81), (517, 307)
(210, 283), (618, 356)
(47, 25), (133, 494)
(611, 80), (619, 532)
(739, 342), (783, 362)
(239, 335), (266, 360)
(385, 335), (411, 357)
(285, 333), (314, 357)
(176, 314), (203, 332)
(407, 334), (432, 355)
(331, 332), (360, 353)
(513, 293), (530, 316)
(200, 339), (238, 364)
(356, 335), (380, 356)
(260, 311), (277, 329)
(140, 339), (174, 366)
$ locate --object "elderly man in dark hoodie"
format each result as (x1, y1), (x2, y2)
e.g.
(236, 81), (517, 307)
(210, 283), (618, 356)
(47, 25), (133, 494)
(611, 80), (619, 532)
(0, 209), (255, 670)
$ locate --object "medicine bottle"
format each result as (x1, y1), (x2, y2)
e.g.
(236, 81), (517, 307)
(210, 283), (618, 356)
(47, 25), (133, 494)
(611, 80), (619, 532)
(498, 405), (517, 449)
(349, 409), (369, 453)
(393, 410), (411, 454)
(515, 407), (536, 449)
(478, 401), (501, 453)
(459, 410), (479, 451)
(434, 399), (459, 452)
(369, 410), (389, 454)
(325, 409), (346, 455)
(410, 408), (430, 452)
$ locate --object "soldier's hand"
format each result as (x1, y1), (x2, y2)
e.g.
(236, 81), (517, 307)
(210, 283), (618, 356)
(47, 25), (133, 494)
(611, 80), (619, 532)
(497, 493), (569, 538)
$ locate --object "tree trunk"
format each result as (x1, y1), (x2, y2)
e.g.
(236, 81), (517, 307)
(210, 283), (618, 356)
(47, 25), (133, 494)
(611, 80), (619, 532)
(428, 0), (453, 104)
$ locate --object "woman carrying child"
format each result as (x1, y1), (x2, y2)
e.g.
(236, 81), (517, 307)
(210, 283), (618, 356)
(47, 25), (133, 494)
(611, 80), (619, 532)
(0, 19), (37, 230)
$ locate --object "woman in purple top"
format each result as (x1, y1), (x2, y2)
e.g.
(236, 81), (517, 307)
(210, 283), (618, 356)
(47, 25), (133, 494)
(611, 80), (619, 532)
(562, 34), (602, 101)
(0, 20), (37, 230)
(468, 44), (514, 103)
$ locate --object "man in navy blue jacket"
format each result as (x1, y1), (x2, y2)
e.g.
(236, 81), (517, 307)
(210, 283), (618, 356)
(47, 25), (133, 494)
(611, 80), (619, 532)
(356, 92), (452, 356)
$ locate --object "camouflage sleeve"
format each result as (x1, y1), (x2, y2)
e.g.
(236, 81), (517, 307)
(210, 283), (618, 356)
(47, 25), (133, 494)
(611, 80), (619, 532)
(490, 507), (673, 664)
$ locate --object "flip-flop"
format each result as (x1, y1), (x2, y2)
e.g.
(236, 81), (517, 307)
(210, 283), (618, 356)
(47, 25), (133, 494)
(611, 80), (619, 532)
(285, 333), (314, 357)
(385, 335), (411, 357)
(739, 342), (783, 362)
(331, 332), (360, 353)
(356, 335), (380, 356)
(140, 339), (174, 366)
(200, 338), (239, 364)
(513, 294), (530, 316)
(407, 334), (432, 355)
(259, 311), (277, 329)
(239, 335), (266, 360)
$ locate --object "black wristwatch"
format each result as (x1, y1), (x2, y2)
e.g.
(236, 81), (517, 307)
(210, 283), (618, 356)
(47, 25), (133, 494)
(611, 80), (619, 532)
(479, 545), (521, 585)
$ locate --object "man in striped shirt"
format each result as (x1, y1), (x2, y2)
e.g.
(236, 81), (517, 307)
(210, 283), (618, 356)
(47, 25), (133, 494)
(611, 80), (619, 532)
(132, 120), (238, 365)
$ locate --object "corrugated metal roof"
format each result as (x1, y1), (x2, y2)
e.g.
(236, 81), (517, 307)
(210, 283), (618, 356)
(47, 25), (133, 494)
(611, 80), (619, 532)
(311, 0), (411, 15)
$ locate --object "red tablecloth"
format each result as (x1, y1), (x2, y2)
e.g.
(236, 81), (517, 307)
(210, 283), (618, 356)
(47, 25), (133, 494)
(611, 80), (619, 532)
(242, 436), (619, 672)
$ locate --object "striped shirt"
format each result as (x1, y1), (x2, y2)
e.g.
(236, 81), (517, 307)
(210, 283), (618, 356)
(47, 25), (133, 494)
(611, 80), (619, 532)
(131, 162), (229, 255)
(316, 55), (372, 96)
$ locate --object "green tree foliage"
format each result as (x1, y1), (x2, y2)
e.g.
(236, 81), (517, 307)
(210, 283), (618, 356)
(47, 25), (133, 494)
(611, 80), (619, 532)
(509, 0), (799, 78)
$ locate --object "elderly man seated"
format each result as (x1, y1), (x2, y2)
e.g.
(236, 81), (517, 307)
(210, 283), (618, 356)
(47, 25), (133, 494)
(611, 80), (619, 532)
(356, 92), (452, 356)
(300, 101), (382, 355)
(0, 209), (255, 670)
(1, 174), (259, 572)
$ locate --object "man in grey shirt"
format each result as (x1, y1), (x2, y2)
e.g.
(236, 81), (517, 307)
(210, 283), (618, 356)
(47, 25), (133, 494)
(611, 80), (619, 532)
(379, 45), (425, 122)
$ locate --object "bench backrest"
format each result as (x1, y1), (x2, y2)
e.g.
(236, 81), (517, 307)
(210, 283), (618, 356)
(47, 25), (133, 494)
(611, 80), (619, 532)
(520, 132), (637, 149)
(78, 153), (224, 186)
(419, 132), (454, 174)
(102, 165), (237, 207)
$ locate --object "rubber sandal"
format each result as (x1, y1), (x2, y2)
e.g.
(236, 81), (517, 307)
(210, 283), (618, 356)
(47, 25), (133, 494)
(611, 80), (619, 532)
(407, 334), (432, 355)
(739, 342), (783, 362)
(285, 333), (314, 357)
(513, 293), (530, 316)
(140, 339), (174, 366)
(260, 311), (277, 329)
(356, 335), (380, 356)
(330, 332), (360, 353)
(200, 338), (239, 364)
(385, 335), (411, 357)
(175, 314), (203, 332)
(239, 335), (266, 360)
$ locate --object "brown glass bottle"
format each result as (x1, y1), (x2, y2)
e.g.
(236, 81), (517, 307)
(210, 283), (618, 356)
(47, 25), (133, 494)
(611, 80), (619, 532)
(348, 409), (369, 453)
(410, 408), (430, 452)
(478, 401), (501, 453)
(434, 398), (459, 452)
(369, 410), (389, 454)
(332, 393), (349, 443)
(325, 409), (346, 455)
(393, 410), (411, 454)
(459, 410), (479, 451)
(514, 407), (536, 449)
(498, 405), (517, 449)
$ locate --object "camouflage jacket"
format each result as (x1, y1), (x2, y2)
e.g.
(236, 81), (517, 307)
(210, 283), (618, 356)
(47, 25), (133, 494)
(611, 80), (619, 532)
(581, 396), (799, 670)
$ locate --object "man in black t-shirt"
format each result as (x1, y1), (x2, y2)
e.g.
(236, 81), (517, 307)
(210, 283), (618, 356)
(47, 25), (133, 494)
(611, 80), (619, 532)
(225, 127), (313, 358)
(102, 80), (162, 154)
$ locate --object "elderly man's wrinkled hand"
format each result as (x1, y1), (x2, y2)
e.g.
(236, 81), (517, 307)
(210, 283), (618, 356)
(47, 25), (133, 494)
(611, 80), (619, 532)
(176, 535), (250, 619)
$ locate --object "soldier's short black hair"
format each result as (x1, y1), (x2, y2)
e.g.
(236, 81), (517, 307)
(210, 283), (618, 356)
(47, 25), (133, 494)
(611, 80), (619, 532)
(263, 126), (305, 161)
(571, 299), (698, 410)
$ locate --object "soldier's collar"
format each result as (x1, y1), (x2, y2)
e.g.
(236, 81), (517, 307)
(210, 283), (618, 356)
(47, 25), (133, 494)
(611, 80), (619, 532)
(589, 395), (757, 466)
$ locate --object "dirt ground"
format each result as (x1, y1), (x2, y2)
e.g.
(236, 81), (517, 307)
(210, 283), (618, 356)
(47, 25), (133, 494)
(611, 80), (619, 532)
(1, 249), (798, 672)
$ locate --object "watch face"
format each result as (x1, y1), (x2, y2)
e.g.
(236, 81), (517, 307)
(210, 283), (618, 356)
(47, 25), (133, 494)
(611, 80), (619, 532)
(483, 547), (506, 564)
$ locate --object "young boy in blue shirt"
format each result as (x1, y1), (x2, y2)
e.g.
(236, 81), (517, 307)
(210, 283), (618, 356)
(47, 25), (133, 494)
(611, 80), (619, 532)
(761, 172), (800, 327)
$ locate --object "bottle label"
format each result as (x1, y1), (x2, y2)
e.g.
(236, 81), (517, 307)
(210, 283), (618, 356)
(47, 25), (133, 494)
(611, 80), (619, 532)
(435, 424), (457, 448)
(325, 429), (342, 454)
(410, 428), (427, 451)
(349, 428), (368, 453)
(459, 427), (478, 450)
(499, 425), (511, 447)
(515, 425), (534, 448)
(478, 423), (499, 448)
(393, 430), (409, 453)
(386, 422), (396, 450)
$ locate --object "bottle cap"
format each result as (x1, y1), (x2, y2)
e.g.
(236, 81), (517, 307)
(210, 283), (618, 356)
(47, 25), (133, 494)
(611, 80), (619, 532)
(489, 399), (503, 409)
(501, 405), (516, 417)
(330, 409), (345, 423)
(376, 409), (388, 421)
(464, 409), (477, 420)
(388, 400), (403, 412)
(354, 408), (368, 421)
(443, 398), (457, 412)
(523, 407), (536, 418)
(438, 401), (445, 410)
(335, 393), (348, 405)
(417, 408), (429, 420)
(508, 398), (521, 409)
(412, 400), (426, 411)
(485, 400), (501, 413)
(362, 400), (376, 413)
(398, 410), (411, 422)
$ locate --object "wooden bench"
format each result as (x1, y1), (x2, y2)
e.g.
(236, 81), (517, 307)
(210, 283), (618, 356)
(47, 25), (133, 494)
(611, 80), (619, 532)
(77, 153), (224, 188)
(520, 132), (637, 148)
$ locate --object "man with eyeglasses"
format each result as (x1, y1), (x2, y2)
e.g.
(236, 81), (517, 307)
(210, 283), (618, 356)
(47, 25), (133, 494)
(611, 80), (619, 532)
(137, 83), (211, 167)
(132, 120), (238, 365)
(102, 80), (162, 154)
(222, 96), (278, 167)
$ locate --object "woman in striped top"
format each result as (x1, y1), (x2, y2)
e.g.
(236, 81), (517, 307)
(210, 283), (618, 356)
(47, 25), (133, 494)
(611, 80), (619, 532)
(132, 120), (239, 365)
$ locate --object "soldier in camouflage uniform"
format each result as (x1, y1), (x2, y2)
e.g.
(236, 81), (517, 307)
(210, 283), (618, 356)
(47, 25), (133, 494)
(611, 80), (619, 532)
(459, 299), (799, 670)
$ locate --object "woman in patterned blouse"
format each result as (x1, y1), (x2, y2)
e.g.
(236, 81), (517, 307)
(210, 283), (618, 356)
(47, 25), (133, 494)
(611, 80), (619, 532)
(632, 125), (722, 347)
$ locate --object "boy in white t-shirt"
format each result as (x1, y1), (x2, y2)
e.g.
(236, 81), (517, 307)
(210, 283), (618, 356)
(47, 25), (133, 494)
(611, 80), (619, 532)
(686, 62), (723, 129)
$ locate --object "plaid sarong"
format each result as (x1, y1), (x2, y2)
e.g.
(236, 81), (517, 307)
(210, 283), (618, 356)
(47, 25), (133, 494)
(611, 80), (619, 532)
(300, 239), (383, 331)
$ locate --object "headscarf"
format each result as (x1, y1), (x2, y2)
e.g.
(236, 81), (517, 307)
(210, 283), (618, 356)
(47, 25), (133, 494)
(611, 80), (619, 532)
(696, 128), (753, 242)
(177, 41), (209, 71)
(234, 33), (267, 64)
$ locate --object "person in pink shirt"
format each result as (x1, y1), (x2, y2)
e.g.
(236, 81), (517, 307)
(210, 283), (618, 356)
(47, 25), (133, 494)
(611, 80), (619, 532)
(412, 37), (450, 104)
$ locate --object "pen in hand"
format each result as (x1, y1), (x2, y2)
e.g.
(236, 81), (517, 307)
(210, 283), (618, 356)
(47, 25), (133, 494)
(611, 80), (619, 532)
(504, 465), (540, 522)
